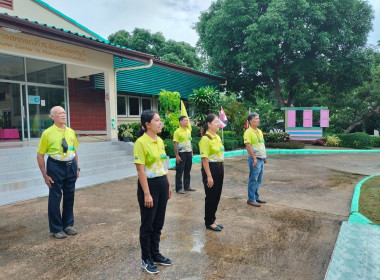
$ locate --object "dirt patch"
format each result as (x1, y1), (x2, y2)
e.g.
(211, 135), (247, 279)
(1, 153), (378, 279)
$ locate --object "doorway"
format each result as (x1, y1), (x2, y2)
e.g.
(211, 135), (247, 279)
(0, 82), (24, 141)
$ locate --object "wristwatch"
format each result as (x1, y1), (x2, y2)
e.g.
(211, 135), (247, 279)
(77, 168), (81, 171)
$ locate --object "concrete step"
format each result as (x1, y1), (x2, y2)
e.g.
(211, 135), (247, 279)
(0, 156), (134, 185)
(0, 141), (137, 206)
(0, 143), (123, 166)
(0, 166), (137, 206)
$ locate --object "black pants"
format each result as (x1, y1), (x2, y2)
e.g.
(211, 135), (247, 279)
(201, 162), (224, 227)
(137, 175), (169, 260)
(175, 152), (193, 191)
(46, 157), (77, 233)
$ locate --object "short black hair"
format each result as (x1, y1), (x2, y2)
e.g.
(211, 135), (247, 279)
(179, 115), (188, 122)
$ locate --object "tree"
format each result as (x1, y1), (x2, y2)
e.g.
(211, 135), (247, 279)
(195, 0), (374, 107)
(189, 86), (220, 126)
(108, 28), (203, 70)
(158, 90), (181, 137)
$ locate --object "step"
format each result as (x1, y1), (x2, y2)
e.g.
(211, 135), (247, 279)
(0, 145), (125, 165)
(0, 158), (135, 191)
(0, 166), (138, 206)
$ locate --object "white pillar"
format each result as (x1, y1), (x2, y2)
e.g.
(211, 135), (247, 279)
(104, 69), (118, 141)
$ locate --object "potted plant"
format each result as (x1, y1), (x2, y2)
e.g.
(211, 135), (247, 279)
(121, 127), (133, 142)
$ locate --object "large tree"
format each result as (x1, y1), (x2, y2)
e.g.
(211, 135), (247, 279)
(108, 28), (203, 70)
(195, 0), (374, 106)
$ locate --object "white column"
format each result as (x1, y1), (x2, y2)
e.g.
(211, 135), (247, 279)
(104, 69), (118, 141)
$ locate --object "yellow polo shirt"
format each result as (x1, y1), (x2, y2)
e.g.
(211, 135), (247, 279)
(37, 124), (78, 161)
(133, 133), (168, 178)
(173, 127), (192, 152)
(243, 127), (267, 159)
(199, 132), (224, 162)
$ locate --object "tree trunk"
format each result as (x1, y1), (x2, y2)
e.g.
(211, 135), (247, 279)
(344, 105), (379, 133)
(273, 64), (285, 107)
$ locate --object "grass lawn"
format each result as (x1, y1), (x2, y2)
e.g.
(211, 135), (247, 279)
(359, 175), (380, 225)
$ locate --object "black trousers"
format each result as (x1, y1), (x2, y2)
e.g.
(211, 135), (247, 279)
(201, 162), (224, 227)
(175, 152), (193, 191)
(46, 157), (77, 233)
(137, 175), (169, 260)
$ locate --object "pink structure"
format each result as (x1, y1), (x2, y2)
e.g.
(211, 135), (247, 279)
(281, 107), (329, 141)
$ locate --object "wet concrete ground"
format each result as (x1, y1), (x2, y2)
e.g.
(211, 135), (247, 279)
(1, 153), (379, 280)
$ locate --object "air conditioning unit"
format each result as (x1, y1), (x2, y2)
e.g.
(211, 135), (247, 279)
(77, 76), (90, 81)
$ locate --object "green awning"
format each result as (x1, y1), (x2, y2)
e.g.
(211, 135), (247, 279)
(94, 57), (223, 98)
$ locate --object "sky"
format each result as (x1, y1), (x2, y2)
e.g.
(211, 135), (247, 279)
(43, 0), (379, 47)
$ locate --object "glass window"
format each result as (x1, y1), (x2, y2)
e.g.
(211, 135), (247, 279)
(26, 58), (65, 86)
(117, 96), (126, 115)
(129, 97), (139, 116)
(27, 86), (65, 137)
(0, 53), (24, 81)
(142, 98), (152, 111)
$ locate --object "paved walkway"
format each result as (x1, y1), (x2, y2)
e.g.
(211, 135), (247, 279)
(325, 222), (380, 280)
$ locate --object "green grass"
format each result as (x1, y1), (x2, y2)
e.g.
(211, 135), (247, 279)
(359, 176), (380, 225)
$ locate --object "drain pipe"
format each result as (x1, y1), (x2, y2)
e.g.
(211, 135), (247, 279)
(109, 58), (154, 138)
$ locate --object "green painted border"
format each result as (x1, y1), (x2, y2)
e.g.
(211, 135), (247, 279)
(281, 107), (328, 111)
(349, 175), (380, 227)
(168, 148), (380, 168)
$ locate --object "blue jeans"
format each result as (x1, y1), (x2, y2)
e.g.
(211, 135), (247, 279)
(247, 157), (264, 201)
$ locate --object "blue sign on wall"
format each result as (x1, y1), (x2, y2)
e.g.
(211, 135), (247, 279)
(28, 95), (40, 104)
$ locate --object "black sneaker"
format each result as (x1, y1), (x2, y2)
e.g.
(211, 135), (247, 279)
(141, 258), (159, 274)
(153, 253), (173, 266)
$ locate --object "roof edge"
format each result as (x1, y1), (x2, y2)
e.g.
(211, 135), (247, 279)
(32, 0), (108, 41)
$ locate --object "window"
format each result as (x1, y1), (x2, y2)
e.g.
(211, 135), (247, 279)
(0, 0), (13, 9)
(0, 53), (24, 81)
(117, 95), (153, 117)
(142, 98), (152, 111)
(129, 97), (139, 116)
(26, 58), (65, 86)
(117, 96), (126, 115)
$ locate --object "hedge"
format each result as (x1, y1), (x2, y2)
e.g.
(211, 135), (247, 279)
(372, 136), (380, 147)
(266, 141), (305, 149)
(337, 132), (373, 149)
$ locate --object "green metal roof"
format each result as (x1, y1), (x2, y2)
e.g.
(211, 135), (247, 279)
(32, 0), (107, 41)
(94, 57), (222, 98)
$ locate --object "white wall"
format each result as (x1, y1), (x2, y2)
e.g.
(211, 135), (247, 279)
(0, 0), (100, 39)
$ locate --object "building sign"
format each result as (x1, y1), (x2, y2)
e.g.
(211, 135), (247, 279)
(0, 29), (87, 63)
(28, 95), (40, 104)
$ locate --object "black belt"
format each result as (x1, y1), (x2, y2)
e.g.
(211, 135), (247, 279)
(48, 157), (74, 166)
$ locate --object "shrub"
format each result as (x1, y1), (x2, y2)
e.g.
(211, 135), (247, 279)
(118, 123), (140, 142)
(163, 139), (175, 158)
(314, 138), (327, 146)
(326, 135), (341, 147)
(266, 141), (305, 149)
(192, 137), (201, 154)
(264, 132), (290, 143)
(372, 136), (380, 147)
(191, 125), (201, 138)
(337, 132), (373, 149)
(223, 139), (234, 150)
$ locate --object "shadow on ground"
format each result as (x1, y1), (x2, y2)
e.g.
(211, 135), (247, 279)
(1, 153), (379, 280)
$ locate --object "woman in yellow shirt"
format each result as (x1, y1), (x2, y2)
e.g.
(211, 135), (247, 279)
(199, 114), (225, 231)
(133, 110), (172, 274)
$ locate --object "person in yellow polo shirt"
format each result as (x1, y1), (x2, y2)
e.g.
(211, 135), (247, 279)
(36, 106), (80, 239)
(133, 110), (172, 274)
(199, 114), (225, 232)
(173, 115), (195, 194)
(244, 112), (268, 207)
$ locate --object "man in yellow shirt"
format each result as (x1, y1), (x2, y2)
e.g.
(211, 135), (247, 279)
(37, 106), (80, 239)
(244, 112), (267, 207)
(173, 116), (195, 194)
